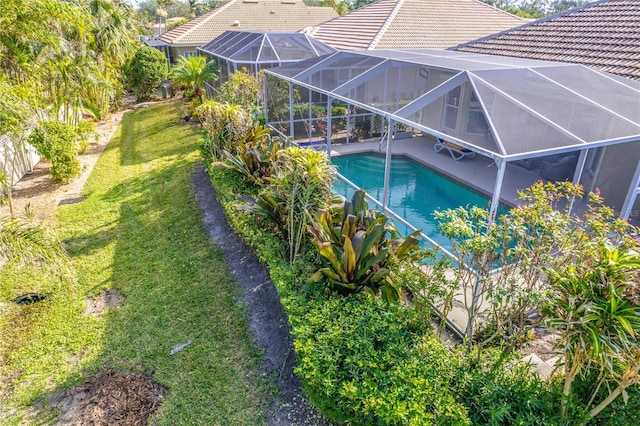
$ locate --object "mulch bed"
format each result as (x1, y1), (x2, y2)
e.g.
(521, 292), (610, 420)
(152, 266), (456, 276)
(52, 369), (165, 426)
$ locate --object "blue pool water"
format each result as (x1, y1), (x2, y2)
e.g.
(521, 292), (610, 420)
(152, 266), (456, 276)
(332, 153), (501, 251)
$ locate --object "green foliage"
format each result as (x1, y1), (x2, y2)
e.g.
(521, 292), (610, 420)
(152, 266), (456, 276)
(453, 348), (557, 425)
(308, 189), (423, 302)
(216, 70), (262, 109)
(123, 44), (168, 102)
(432, 181), (637, 348)
(239, 146), (336, 263)
(75, 121), (96, 154)
(28, 120), (81, 182)
(480, 0), (591, 18)
(208, 149), (622, 426)
(292, 295), (470, 425)
(432, 181), (640, 421)
(194, 100), (252, 161)
(169, 55), (219, 104)
(0, 215), (74, 284)
(544, 242), (640, 421)
(221, 126), (286, 186)
(50, 136), (81, 182)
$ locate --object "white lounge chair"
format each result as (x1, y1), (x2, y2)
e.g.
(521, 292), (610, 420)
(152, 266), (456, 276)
(297, 140), (327, 150)
(434, 138), (475, 160)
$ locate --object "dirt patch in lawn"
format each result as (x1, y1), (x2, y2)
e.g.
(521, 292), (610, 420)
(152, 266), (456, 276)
(50, 369), (165, 426)
(84, 289), (125, 317)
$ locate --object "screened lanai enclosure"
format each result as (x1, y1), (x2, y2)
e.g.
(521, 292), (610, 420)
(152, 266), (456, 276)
(264, 49), (640, 245)
(198, 30), (335, 96)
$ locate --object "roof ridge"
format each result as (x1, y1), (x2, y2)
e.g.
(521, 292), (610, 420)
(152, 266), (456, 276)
(368, 0), (404, 49)
(451, 0), (611, 51)
(176, 0), (237, 43)
(160, 0), (238, 43)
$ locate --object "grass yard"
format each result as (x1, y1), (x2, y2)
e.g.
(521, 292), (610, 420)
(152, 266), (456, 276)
(0, 102), (270, 425)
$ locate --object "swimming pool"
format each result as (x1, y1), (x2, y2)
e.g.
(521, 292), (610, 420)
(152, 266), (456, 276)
(332, 152), (503, 251)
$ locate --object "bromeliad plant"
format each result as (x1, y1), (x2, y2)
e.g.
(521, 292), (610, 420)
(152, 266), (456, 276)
(221, 126), (285, 186)
(308, 189), (423, 302)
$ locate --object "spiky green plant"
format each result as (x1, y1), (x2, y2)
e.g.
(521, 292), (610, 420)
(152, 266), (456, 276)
(169, 55), (219, 104)
(544, 242), (640, 420)
(0, 215), (74, 283)
(308, 189), (422, 302)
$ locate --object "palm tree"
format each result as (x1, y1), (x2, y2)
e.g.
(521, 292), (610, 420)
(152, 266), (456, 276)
(0, 215), (74, 281)
(169, 55), (219, 104)
(88, 0), (138, 116)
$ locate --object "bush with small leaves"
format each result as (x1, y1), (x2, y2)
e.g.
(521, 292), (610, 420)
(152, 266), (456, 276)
(292, 295), (470, 425)
(123, 44), (168, 102)
(28, 120), (80, 182)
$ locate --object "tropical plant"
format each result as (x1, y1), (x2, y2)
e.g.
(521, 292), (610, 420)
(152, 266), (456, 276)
(124, 44), (168, 102)
(87, 0), (138, 115)
(169, 55), (219, 104)
(308, 189), (423, 302)
(238, 146), (336, 263)
(544, 242), (640, 421)
(220, 126), (285, 186)
(0, 215), (74, 281)
(194, 100), (252, 161)
(432, 181), (637, 347)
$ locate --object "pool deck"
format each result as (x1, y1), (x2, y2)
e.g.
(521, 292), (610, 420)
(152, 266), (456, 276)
(329, 135), (541, 207)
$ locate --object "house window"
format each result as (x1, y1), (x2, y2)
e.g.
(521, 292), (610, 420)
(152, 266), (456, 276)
(442, 86), (461, 130)
(466, 92), (488, 135)
(183, 51), (197, 58)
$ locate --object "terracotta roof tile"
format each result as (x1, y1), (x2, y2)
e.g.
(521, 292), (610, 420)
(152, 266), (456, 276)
(454, 0), (640, 81)
(308, 0), (525, 51)
(159, 0), (337, 46)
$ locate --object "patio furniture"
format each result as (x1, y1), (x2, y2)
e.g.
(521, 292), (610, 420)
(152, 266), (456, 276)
(434, 138), (475, 160)
(297, 140), (327, 150)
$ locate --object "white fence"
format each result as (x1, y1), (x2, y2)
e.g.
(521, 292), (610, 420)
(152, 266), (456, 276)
(0, 135), (40, 189)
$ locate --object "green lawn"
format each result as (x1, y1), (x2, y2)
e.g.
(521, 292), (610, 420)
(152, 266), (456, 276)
(0, 102), (269, 425)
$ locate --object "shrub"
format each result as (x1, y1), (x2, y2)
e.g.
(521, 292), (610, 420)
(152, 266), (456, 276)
(453, 348), (557, 425)
(238, 146), (337, 263)
(123, 44), (168, 102)
(28, 120), (80, 182)
(217, 70), (262, 109)
(292, 295), (470, 425)
(544, 242), (640, 421)
(50, 137), (80, 182)
(221, 126), (283, 186)
(194, 101), (252, 161)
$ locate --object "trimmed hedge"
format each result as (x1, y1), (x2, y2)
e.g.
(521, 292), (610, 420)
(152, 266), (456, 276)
(292, 296), (469, 425)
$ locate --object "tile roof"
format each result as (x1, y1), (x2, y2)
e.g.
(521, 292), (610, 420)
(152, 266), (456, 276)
(307, 0), (526, 51)
(159, 0), (337, 46)
(453, 0), (640, 81)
